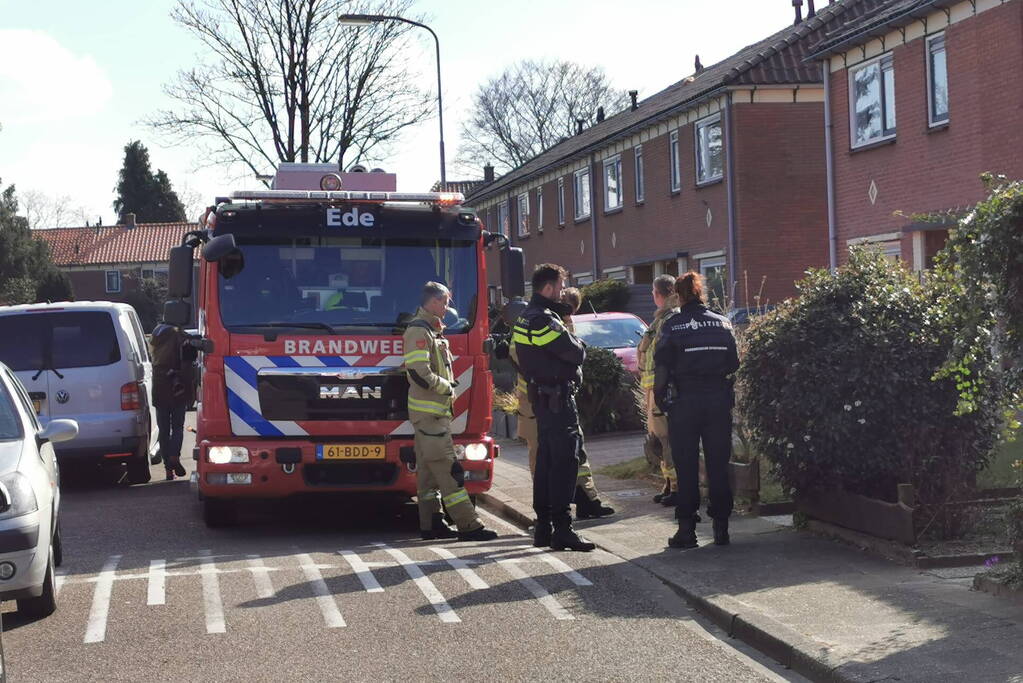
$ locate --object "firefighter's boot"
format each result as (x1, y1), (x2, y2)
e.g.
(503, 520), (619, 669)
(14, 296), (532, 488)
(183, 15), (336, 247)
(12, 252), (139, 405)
(421, 513), (457, 541)
(550, 520), (595, 552)
(653, 478), (671, 504)
(575, 488), (615, 519)
(668, 516), (698, 549)
(458, 526), (498, 542)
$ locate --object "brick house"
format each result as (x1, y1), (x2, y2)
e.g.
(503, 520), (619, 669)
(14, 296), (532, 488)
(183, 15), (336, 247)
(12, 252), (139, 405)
(809, 0), (1023, 270)
(466, 2), (875, 312)
(33, 219), (195, 303)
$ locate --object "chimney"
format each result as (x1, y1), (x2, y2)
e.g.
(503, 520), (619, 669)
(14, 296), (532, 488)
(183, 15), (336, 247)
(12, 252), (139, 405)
(483, 163), (495, 183)
(793, 0), (804, 25)
(596, 106), (605, 123)
(576, 118), (585, 135)
(124, 212), (137, 230)
(695, 55), (704, 74)
(629, 90), (638, 111)
(807, 0), (816, 17)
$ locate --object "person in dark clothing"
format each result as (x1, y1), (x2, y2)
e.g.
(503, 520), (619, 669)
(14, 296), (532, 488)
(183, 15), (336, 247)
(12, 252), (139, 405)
(150, 323), (197, 481)
(512, 264), (594, 552)
(654, 272), (740, 548)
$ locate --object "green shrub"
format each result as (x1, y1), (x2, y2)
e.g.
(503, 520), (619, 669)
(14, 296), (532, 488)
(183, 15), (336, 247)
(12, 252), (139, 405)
(577, 346), (644, 434)
(739, 249), (1002, 536)
(581, 278), (630, 313)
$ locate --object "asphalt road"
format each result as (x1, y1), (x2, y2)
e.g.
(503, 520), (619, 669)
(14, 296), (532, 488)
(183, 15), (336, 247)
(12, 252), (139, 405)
(1, 414), (797, 682)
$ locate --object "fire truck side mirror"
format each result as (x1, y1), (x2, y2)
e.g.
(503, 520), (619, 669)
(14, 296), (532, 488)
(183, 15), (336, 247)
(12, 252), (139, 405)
(163, 300), (192, 328)
(167, 246), (194, 299)
(202, 234), (237, 262)
(500, 246), (525, 300)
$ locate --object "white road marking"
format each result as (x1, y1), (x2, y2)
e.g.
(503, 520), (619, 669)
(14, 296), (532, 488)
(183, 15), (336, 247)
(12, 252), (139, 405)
(84, 554), (121, 643)
(246, 555), (275, 599)
(199, 550), (226, 634)
(55, 569), (67, 598)
(147, 559), (166, 605)
(519, 546), (593, 586)
(499, 559), (573, 621)
(430, 547), (489, 589)
(378, 544), (460, 623)
(297, 553), (345, 628)
(338, 550), (384, 593)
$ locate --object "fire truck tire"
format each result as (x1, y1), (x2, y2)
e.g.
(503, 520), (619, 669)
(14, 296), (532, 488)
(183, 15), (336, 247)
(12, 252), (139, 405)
(203, 498), (238, 528)
(127, 452), (152, 485)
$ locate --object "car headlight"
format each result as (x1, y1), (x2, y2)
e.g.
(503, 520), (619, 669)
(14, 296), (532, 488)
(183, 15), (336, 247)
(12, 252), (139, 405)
(464, 443), (488, 461)
(0, 473), (39, 520)
(208, 446), (250, 464)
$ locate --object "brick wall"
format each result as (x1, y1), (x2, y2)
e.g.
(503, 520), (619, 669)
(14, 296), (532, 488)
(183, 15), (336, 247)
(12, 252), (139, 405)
(830, 1), (1023, 262)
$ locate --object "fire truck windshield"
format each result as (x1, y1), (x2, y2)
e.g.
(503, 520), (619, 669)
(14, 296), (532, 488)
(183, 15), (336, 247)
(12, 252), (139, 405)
(218, 236), (478, 333)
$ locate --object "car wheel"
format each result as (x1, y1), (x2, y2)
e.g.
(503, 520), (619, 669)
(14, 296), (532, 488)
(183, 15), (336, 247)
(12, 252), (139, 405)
(53, 522), (63, 568)
(18, 546), (56, 619)
(202, 498), (237, 528)
(127, 451), (152, 485)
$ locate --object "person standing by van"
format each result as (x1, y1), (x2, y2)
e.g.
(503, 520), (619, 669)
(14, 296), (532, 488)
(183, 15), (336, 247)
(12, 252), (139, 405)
(150, 323), (195, 481)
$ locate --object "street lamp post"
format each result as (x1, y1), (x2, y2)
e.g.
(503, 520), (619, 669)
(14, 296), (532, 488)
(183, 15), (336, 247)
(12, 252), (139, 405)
(339, 14), (446, 190)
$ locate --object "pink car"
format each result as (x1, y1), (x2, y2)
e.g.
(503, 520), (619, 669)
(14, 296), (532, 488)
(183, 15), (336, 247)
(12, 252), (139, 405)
(571, 312), (648, 376)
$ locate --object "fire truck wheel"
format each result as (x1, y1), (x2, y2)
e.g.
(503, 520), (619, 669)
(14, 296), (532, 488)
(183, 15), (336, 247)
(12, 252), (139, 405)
(203, 498), (238, 528)
(127, 452), (152, 485)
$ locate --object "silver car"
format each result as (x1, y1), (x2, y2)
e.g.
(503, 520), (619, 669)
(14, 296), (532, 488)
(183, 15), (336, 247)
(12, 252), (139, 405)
(0, 362), (77, 617)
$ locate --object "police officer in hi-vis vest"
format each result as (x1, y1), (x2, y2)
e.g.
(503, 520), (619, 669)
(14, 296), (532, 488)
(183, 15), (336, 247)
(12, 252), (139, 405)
(403, 282), (498, 542)
(513, 264), (595, 552)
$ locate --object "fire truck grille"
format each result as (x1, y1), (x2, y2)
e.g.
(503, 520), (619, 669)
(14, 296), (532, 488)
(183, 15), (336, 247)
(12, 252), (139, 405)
(303, 462), (399, 487)
(257, 369), (409, 421)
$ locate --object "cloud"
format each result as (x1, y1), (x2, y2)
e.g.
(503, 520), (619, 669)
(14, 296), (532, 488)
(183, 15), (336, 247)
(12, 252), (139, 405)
(0, 29), (113, 124)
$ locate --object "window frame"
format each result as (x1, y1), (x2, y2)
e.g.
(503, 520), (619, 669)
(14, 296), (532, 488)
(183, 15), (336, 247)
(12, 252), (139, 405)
(497, 201), (510, 237)
(105, 270), (121, 294)
(516, 192), (530, 237)
(699, 255), (728, 307)
(926, 32), (949, 127)
(602, 154), (623, 212)
(694, 114), (724, 185)
(535, 187), (544, 233)
(849, 53), (897, 148)
(557, 178), (566, 226)
(573, 167), (591, 221)
(634, 145), (645, 204)
(669, 130), (681, 193)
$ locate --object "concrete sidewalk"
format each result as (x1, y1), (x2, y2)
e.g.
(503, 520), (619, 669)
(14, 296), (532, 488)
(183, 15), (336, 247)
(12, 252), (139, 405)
(481, 434), (1023, 682)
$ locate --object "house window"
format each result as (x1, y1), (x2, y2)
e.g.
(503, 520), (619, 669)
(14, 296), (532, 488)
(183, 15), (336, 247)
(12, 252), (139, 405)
(574, 168), (591, 221)
(498, 201), (509, 237)
(927, 33), (948, 126)
(141, 268), (155, 280)
(517, 192), (530, 237)
(695, 115), (724, 184)
(699, 256), (727, 307)
(105, 270), (121, 294)
(557, 178), (566, 226)
(603, 155), (622, 211)
(536, 188), (544, 232)
(669, 130), (681, 192)
(634, 146), (645, 203)
(850, 55), (896, 147)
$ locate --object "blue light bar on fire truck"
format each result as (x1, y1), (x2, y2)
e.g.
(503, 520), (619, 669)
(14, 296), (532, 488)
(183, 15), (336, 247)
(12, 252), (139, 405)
(229, 190), (465, 206)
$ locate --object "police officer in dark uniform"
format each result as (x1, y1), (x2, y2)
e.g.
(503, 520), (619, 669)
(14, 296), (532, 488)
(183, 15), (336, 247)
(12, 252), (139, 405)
(513, 264), (595, 552)
(654, 272), (740, 549)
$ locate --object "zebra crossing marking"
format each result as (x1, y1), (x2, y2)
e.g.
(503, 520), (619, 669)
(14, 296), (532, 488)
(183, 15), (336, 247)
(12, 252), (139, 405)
(198, 550), (226, 634)
(429, 547), (489, 590)
(246, 554), (275, 599)
(498, 559), (574, 621)
(84, 554), (121, 644)
(297, 552), (345, 628)
(338, 550), (384, 593)
(377, 544), (460, 623)
(519, 546), (594, 587)
(147, 559), (166, 605)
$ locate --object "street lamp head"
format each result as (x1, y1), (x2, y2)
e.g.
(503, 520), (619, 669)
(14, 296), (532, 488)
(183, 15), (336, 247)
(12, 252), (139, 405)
(338, 14), (381, 26)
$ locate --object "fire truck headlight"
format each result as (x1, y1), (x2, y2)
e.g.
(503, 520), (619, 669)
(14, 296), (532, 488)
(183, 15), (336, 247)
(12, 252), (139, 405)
(464, 443), (488, 461)
(208, 446), (250, 464)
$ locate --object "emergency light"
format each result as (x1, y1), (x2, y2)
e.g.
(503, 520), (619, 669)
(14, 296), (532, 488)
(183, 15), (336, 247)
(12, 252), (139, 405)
(229, 190), (465, 207)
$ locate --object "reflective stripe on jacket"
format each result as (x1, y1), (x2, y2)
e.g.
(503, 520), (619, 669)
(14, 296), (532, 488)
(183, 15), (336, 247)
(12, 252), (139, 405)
(638, 295), (680, 391)
(403, 308), (455, 418)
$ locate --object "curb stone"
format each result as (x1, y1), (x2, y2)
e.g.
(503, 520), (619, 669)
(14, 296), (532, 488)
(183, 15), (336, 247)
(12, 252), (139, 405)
(477, 488), (861, 683)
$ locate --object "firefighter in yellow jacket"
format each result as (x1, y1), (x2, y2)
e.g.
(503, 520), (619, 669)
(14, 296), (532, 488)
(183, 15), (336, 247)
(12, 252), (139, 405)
(404, 282), (498, 542)
(638, 274), (680, 505)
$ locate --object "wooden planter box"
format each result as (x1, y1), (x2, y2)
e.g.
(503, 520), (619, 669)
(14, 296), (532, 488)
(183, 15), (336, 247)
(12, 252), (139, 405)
(729, 459), (760, 503)
(796, 484), (916, 545)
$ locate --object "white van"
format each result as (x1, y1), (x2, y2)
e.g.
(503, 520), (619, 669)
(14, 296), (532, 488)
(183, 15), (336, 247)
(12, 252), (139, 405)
(0, 302), (156, 484)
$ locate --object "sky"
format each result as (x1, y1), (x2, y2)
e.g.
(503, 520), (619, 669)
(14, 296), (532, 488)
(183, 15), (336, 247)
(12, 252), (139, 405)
(0, 0), (803, 226)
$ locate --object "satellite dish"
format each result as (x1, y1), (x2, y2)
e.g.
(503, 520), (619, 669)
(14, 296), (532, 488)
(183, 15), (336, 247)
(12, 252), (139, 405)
(349, 164), (368, 173)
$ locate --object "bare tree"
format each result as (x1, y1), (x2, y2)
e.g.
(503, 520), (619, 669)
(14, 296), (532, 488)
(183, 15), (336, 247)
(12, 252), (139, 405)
(21, 190), (85, 229)
(457, 60), (631, 174)
(147, 0), (434, 183)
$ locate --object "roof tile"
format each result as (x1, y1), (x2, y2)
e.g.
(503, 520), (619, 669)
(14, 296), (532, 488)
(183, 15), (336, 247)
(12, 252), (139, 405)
(33, 222), (196, 267)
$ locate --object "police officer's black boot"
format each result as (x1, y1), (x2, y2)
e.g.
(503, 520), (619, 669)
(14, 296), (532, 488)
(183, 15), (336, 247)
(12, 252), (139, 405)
(550, 519), (595, 552)
(712, 518), (730, 546)
(668, 516), (698, 549)
(421, 513), (457, 540)
(533, 517), (553, 548)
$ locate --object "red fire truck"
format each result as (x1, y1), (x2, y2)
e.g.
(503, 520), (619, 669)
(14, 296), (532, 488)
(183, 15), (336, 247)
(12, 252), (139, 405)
(164, 164), (523, 527)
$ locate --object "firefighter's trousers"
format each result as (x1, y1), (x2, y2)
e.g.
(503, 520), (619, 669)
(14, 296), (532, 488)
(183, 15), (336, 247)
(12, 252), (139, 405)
(412, 414), (483, 532)
(666, 389), (734, 521)
(532, 386), (581, 526)
(645, 392), (677, 485)
(519, 389), (598, 501)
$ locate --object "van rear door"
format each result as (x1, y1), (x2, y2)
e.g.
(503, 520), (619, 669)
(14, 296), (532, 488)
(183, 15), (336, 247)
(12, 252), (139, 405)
(0, 313), (51, 419)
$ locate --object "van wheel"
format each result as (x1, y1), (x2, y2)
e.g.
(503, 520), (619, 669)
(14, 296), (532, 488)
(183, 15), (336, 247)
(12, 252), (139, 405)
(203, 498), (237, 528)
(53, 522), (63, 567)
(127, 452), (152, 485)
(19, 546), (56, 619)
